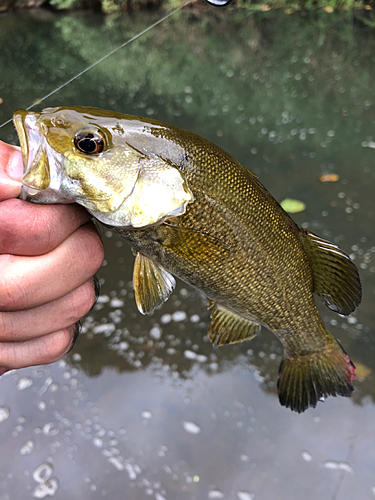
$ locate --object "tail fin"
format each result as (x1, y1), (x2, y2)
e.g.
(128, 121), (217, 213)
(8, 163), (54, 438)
(277, 342), (356, 413)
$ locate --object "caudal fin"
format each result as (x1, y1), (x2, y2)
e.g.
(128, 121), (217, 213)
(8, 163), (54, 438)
(277, 342), (356, 413)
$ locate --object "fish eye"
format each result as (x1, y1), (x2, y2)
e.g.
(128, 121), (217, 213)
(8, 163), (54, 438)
(74, 129), (106, 154)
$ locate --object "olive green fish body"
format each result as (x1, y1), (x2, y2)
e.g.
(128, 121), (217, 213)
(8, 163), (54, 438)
(13, 106), (361, 413)
(109, 136), (322, 351)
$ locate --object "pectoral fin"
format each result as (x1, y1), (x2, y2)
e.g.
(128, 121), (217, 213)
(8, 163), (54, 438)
(300, 231), (361, 315)
(208, 303), (261, 346)
(162, 222), (230, 264)
(133, 252), (176, 315)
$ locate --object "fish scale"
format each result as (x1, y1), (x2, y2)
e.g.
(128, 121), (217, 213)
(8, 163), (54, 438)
(13, 106), (361, 412)
(141, 126), (314, 332)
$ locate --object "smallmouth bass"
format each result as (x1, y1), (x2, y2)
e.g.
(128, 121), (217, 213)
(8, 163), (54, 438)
(13, 106), (361, 413)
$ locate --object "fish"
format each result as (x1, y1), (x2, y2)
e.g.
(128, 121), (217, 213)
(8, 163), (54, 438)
(13, 106), (361, 413)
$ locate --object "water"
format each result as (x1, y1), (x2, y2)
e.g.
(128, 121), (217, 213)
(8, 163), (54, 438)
(0, 8), (374, 500)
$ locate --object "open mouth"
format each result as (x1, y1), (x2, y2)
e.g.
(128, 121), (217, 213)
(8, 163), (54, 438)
(13, 110), (51, 197)
(13, 110), (30, 175)
(13, 110), (72, 204)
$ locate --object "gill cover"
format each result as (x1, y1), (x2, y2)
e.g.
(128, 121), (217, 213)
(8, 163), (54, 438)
(13, 107), (193, 228)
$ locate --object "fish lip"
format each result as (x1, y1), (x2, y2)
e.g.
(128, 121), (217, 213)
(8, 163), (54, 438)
(13, 110), (43, 188)
(13, 109), (72, 204)
(19, 184), (44, 201)
(13, 109), (31, 174)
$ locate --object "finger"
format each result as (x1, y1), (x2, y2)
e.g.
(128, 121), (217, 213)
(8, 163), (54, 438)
(0, 141), (23, 201)
(0, 222), (105, 311)
(0, 198), (93, 256)
(0, 324), (78, 369)
(0, 279), (97, 342)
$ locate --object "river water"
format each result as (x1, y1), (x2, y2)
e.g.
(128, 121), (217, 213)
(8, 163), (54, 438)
(0, 7), (374, 500)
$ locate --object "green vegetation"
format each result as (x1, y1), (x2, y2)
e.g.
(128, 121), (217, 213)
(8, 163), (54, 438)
(4, 0), (375, 15)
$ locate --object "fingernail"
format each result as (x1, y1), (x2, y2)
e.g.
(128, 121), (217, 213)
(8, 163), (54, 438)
(7, 152), (23, 181)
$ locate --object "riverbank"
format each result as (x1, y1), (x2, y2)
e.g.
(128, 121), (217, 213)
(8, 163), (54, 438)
(1, 0), (374, 15)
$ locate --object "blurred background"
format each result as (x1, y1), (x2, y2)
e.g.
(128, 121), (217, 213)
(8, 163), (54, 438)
(0, 4), (374, 499)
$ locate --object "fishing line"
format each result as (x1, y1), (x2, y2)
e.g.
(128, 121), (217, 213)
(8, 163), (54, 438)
(0, 0), (194, 130)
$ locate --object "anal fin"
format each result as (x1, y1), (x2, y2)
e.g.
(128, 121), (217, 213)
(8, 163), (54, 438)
(208, 303), (260, 346)
(300, 230), (361, 315)
(133, 252), (176, 315)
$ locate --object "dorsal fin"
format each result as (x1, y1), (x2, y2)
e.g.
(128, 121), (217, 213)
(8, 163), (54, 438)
(133, 252), (176, 315)
(300, 230), (361, 316)
(208, 303), (261, 346)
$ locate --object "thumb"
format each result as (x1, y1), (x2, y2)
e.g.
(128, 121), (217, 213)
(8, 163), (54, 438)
(0, 140), (23, 201)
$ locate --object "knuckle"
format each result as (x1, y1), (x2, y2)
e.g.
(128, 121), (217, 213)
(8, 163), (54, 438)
(45, 328), (75, 362)
(0, 263), (28, 310)
(0, 221), (15, 253)
(69, 281), (97, 322)
(0, 312), (13, 340)
(80, 225), (105, 274)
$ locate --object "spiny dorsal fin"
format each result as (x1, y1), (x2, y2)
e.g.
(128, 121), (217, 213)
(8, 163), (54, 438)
(300, 231), (361, 316)
(208, 303), (261, 346)
(133, 252), (176, 315)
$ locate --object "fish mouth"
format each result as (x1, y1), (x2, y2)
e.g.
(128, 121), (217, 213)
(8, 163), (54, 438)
(13, 109), (72, 204)
(13, 110), (50, 200)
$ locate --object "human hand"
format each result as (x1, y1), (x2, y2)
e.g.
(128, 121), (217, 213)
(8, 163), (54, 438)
(0, 140), (105, 375)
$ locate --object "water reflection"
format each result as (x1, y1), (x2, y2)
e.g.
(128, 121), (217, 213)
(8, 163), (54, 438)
(0, 7), (374, 500)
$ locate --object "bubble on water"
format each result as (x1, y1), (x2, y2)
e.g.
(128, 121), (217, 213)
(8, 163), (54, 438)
(0, 406), (10, 422)
(33, 463), (54, 483)
(323, 460), (339, 470)
(237, 492), (254, 500)
(190, 314), (200, 323)
(150, 326), (162, 340)
(38, 402), (47, 411)
(208, 490), (224, 499)
(108, 456), (124, 471)
(33, 478), (59, 498)
(20, 440), (34, 455)
(301, 451), (313, 462)
(92, 323), (116, 335)
(184, 350), (197, 360)
(172, 311), (187, 322)
(38, 377), (53, 396)
(93, 437), (103, 448)
(160, 314), (172, 324)
(32, 463), (59, 497)
(141, 410), (153, 420)
(347, 316), (357, 324)
(338, 462), (355, 474)
(17, 377), (33, 390)
(124, 462), (137, 480)
(96, 295), (110, 304)
(182, 421), (201, 434)
(72, 353), (81, 362)
(184, 350), (208, 362)
(110, 298), (124, 308)
(322, 460), (355, 474)
(43, 423), (59, 437)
